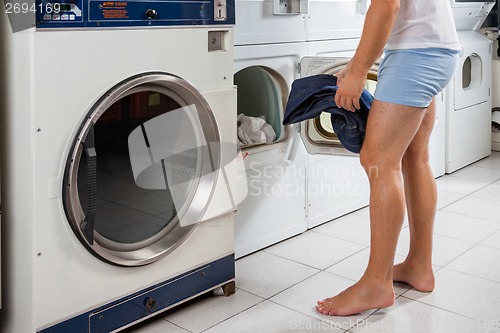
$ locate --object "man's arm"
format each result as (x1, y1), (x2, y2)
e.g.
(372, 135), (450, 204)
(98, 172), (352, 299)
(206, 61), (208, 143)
(334, 0), (400, 111)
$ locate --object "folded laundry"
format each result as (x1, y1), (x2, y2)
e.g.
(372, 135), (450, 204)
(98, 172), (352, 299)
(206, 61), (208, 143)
(283, 74), (373, 153)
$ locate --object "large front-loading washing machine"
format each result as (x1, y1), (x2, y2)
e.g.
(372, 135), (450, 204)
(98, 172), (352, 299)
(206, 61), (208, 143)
(446, 0), (495, 173)
(0, 2), (238, 332)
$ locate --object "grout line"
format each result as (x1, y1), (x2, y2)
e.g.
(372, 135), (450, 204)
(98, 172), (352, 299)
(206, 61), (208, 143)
(398, 294), (497, 329)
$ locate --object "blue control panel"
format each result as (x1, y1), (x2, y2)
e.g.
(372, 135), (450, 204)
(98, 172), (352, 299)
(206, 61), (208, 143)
(35, 0), (235, 28)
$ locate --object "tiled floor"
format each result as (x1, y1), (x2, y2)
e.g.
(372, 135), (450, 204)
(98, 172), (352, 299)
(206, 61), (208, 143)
(126, 152), (500, 333)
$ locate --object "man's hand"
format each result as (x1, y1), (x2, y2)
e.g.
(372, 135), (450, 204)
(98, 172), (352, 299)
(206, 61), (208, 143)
(334, 69), (365, 112)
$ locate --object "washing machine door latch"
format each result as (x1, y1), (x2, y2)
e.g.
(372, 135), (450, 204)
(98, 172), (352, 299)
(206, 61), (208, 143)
(81, 125), (97, 245)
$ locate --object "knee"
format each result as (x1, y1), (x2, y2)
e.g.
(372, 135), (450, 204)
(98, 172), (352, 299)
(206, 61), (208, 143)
(359, 149), (400, 179)
(359, 149), (383, 178)
(403, 143), (430, 165)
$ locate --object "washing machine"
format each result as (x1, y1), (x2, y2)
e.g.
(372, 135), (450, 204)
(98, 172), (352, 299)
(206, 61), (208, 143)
(446, 0), (495, 173)
(302, 1), (373, 227)
(484, 27), (500, 151)
(233, 42), (309, 259)
(233, 0), (311, 258)
(492, 34), (500, 152)
(303, 39), (449, 230)
(234, 0), (307, 46)
(446, 0), (495, 171)
(445, 30), (492, 173)
(302, 39), (371, 228)
(233, 0), (373, 256)
(306, 0), (369, 41)
(0, 2), (238, 332)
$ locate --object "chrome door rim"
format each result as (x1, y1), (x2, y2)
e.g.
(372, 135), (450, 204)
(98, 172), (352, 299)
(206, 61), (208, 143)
(63, 72), (220, 266)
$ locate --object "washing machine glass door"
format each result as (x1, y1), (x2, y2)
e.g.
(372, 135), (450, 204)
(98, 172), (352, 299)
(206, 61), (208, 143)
(63, 72), (220, 267)
(298, 56), (378, 155)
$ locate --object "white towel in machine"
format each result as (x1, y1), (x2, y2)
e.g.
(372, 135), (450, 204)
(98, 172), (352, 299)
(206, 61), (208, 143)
(237, 113), (276, 146)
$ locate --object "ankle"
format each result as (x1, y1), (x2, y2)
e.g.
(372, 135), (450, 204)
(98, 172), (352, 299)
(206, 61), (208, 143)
(401, 256), (433, 270)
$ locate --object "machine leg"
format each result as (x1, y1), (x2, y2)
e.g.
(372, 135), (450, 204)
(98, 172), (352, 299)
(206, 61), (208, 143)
(221, 281), (236, 297)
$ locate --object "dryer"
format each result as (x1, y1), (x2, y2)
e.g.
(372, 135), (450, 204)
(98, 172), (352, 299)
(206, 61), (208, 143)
(446, 0), (495, 173)
(1, 2), (238, 332)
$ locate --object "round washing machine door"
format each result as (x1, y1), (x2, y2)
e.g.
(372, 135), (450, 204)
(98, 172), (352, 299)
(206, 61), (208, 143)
(299, 57), (379, 155)
(63, 72), (220, 267)
(234, 65), (288, 148)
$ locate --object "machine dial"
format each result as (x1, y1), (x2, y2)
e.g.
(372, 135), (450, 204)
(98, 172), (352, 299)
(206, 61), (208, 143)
(145, 9), (157, 19)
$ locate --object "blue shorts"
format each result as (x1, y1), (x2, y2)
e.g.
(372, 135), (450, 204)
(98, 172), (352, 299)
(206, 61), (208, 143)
(374, 48), (460, 108)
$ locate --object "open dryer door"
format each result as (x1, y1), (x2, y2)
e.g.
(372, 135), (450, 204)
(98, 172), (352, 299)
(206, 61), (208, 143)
(298, 56), (379, 155)
(62, 72), (239, 267)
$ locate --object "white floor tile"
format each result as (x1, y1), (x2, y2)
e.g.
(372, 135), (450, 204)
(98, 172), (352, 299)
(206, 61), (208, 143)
(404, 268), (500, 324)
(446, 245), (500, 283)
(164, 290), (263, 333)
(123, 318), (189, 333)
(353, 207), (370, 218)
(312, 214), (371, 246)
(434, 211), (500, 243)
(235, 252), (320, 299)
(395, 227), (475, 266)
(129, 152), (500, 333)
(264, 231), (365, 270)
(487, 326), (500, 333)
(351, 296), (492, 333)
(472, 152), (500, 170)
(448, 166), (500, 183)
(471, 181), (500, 202)
(481, 230), (500, 249)
(204, 300), (345, 333)
(435, 176), (489, 195)
(437, 190), (466, 209)
(270, 271), (377, 331)
(443, 196), (500, 224)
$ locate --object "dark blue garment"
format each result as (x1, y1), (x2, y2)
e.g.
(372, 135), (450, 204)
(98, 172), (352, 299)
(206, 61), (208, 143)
(283, 74), (373, 153)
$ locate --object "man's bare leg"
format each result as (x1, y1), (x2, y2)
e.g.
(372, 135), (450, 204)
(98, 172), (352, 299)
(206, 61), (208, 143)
(316, 100), (426, 316)
(393, 99), (437, 292)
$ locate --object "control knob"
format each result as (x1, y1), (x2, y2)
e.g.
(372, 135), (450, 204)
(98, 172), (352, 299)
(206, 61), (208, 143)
(146, 9), (157, 19)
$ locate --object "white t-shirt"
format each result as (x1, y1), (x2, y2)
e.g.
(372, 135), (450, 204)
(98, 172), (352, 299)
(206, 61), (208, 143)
(385, 0), (461, 50)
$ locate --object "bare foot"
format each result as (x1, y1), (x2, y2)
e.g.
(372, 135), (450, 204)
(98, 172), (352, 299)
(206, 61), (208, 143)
(315, 279), (395, 316)
(393, 260), (435, 292)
